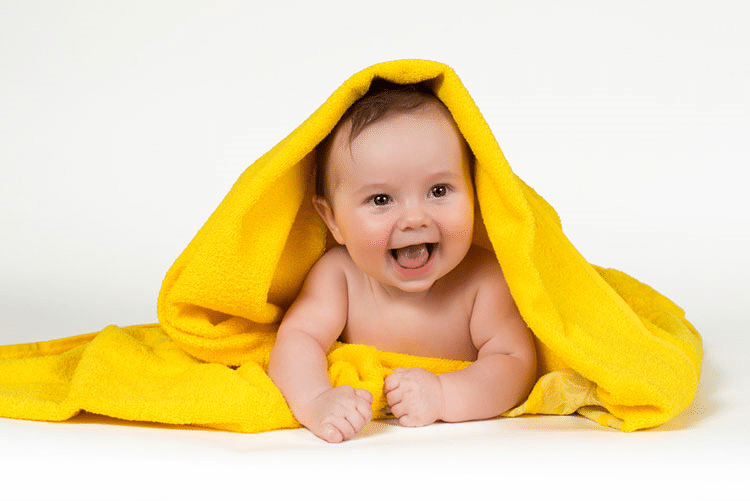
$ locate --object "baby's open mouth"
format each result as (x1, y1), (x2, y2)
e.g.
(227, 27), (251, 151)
(390, 243), (436, 269)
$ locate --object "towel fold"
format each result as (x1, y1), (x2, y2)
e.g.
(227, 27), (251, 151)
(0, 59), (702, 432)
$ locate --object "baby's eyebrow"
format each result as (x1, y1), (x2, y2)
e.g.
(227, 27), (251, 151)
(426, 170), (465, 182)
(354, 183), (392, 195)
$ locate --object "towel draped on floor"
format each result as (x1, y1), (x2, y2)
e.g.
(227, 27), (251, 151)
(0, 60), (702, 432)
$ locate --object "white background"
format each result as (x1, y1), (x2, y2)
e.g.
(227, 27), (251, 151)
(1, 1), (748, 498)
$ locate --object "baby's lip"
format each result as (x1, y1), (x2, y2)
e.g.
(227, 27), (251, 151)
(389, 241), (438, 252)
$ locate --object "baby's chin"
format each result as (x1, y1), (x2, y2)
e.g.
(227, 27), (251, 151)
(375, 270), (447, 296)
(387, 280), (437, 294)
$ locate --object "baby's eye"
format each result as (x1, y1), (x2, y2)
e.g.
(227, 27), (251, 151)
(430, 184), (449, 198)
(370, 194), (391, 206)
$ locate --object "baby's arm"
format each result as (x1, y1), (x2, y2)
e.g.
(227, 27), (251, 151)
(385, 261), (536, 426)
(268, 250), (373, 443)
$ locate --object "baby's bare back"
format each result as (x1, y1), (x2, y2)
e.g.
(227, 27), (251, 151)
(338, 246), (498, 361)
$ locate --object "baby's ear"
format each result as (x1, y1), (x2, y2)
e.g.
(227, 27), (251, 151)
(313, 196), (345, 245)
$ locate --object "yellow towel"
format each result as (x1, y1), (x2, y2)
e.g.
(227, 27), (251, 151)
(0, 59), (701, 432)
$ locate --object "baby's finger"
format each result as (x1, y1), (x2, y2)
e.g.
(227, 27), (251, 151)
(384, 370), (405, 387)
(397, 412), (423, 428)
(355, 398), (373, 424)
(348, 412), (369, 435)
(385, 386), (402, 407)
(389, 401), (406, 420)
(319, 423), (344, 444)
(325, 416), (356, 442)
(355, 388), (373, 404)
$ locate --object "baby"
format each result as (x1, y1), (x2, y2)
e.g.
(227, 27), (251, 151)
(268, 81), (536, 443)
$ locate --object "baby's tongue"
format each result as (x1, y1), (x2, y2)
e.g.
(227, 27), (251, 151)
(394, 244), (430, 269)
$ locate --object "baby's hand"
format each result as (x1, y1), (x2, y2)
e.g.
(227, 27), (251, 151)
(384, 368), (444, 427)
(300, 385), (373, 443)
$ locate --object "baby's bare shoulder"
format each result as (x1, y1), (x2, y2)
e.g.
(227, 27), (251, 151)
(456, 246), (515, 309)
(304, 245), (363, 292)
(278, 246), (350, 348)
(296, 246), (349, 296)
(312, 245), (358, 277)
(437, 246), (509, 309)
(314, 245), (349, 267)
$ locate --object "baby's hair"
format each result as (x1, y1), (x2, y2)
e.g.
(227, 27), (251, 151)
(315, 80), (439, 198)
(345, 79), (438, 143)
(315, 79), (473, 198)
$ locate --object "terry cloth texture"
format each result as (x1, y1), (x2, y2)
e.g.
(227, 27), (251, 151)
(0, 60), (702, 432)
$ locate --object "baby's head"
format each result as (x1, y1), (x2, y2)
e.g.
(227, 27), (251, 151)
(314, 80), (476, 292)
(315, 79), (474, 199)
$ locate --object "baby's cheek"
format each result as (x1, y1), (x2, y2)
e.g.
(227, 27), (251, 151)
(444, 199), (473, 226)
(443, 218), (474, 243)
(360, 229), (391, 251)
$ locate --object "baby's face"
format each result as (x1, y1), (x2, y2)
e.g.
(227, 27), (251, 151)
(316, 104), (475, 294)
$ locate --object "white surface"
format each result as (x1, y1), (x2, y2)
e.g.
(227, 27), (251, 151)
(1, 1), (748, 498)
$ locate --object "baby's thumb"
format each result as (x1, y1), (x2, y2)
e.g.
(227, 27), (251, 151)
(319, 423), (344, 444)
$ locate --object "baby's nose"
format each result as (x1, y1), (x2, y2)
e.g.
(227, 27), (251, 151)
(397, 203), (431, 230)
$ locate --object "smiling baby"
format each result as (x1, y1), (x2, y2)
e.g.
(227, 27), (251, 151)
(268, 81), (536, 443)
